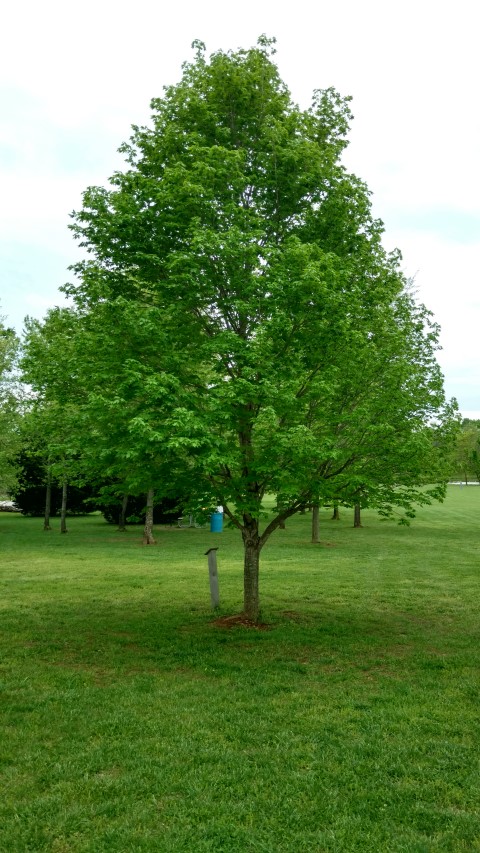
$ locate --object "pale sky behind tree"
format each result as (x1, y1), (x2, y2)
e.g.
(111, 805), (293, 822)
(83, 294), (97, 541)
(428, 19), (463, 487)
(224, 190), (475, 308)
(1, 0), (478, 416)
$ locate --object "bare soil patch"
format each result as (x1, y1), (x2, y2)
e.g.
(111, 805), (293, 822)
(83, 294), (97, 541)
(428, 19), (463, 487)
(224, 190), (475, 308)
(211, 613), (271, 630)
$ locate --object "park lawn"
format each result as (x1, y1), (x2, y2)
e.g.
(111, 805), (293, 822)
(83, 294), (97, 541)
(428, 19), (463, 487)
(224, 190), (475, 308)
(0, 487), (479, 852)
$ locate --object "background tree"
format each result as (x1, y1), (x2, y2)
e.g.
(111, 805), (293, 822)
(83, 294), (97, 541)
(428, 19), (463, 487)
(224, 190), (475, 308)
(12, 406), (95, 521)
(20, 312), (97, 528)
(64, 38), (455, 620)
(21, 303), (213, 537)
(451, 420), (480, 484)
(0, 313), (22, 497)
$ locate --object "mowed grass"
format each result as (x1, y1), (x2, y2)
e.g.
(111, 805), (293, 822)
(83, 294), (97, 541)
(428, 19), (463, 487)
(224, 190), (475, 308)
(1, 488), (479, 852)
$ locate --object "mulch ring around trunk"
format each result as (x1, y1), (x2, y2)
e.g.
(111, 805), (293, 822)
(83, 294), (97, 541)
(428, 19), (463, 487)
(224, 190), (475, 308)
(211, 613), (271, 630)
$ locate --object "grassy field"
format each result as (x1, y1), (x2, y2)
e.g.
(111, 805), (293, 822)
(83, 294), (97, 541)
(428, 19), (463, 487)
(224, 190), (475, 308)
(1, 487), (480, 852)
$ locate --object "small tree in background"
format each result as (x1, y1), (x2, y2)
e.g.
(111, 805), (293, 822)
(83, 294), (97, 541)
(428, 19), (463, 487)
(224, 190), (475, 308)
(452, 420), (480, 484)
(0, 313), (22, 497)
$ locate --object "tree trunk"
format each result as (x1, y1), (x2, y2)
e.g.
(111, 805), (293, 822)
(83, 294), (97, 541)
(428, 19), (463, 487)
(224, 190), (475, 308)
(43, 468), (52, 531)
(311, 503), (320, 543)
(354, 503), (362, 528)
(331, 502), (340, 520)
(60, 481), (68, 534)
(242, 521), (261, 622)
(142, 488), (156, 545)
(118, 494), (129, 531)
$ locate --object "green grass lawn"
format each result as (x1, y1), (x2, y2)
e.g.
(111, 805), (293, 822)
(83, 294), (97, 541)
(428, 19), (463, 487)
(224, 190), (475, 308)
(1, 488), (480, 852)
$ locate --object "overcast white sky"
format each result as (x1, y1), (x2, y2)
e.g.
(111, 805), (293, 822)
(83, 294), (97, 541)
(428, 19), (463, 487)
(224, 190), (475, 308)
(1, 0), (478, 416)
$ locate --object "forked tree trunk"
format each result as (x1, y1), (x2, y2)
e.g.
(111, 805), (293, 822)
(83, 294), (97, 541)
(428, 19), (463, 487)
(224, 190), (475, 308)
(354, 503), (362, 528)
(118, 494), (129, 531)
(331, 502), (340, 521)
(243, 520), (261, 621)
(43, 468), (52, 531)
(142, 488), (156, 545)
(60, 481), (68, 534)
(311, 503), (320, 543)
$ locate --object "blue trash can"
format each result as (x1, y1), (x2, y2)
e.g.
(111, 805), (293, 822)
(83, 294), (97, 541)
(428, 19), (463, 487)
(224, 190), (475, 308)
(210, 512), (223, 533)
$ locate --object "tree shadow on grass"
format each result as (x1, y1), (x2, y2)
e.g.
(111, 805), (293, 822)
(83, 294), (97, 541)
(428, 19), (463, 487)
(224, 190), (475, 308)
(4, 595), (472, 690)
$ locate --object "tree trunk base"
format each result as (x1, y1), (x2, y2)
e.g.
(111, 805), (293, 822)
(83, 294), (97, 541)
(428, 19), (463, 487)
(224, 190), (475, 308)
(142, 487), (156, 545)
(311, 503), (320, 543)
(243, 530), (261, 623)
(60, 481), (68, 534)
